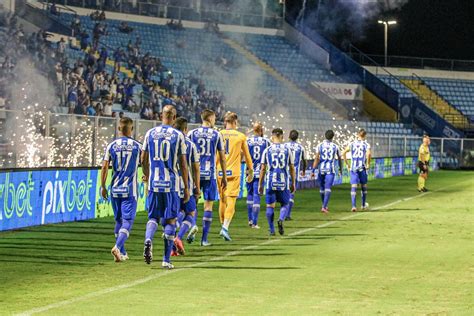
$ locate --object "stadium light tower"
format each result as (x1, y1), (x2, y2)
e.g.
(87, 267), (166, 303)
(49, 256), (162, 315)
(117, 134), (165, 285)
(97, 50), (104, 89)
(378, 20), (397, 67)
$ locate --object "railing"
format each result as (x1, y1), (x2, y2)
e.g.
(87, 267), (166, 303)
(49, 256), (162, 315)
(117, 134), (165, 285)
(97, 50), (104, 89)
(349, 45), (471, 132)
(40, 0), (284, 29)
(1, 109), (473, 169)
(0, 110), (243, 169)
(348, 52), (474, 72)
(408, 73), (474, 130)
(407, 72), (443, 107)
(41, 1), (77, 16)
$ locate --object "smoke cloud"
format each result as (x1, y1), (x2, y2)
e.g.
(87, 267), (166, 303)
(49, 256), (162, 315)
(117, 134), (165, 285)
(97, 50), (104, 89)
(296, 0), (409, 41)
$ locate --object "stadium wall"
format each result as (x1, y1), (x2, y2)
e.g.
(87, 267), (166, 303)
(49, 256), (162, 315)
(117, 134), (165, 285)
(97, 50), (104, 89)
(26, 0), (283, 36)
(399, 97), (463, 138)
(364, 66), (474, 81)
(0, 156), (439, 231)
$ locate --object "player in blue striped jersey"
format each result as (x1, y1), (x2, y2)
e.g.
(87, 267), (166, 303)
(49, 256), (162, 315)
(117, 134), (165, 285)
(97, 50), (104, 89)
(173, 117), (201, 255)
(285, 130), (306, 220)
(246, 122), (271, 229)
(187, 109), (227, 247)
(258, 128), (296, 236)
(101, 117), (142, 263)
(342, 129), (371, 212)
(141, 105), (190, 269)
(311, 130), (342, 214)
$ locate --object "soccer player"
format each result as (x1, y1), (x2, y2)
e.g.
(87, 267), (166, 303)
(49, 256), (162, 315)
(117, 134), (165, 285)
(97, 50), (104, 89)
(342, 129), (371, 212)
(141, 105), (190, 269)
(417, 135), (431, 192)
(246, 122), (271, 228)
(100, 117), (141, 262)
(285, 130), (306, 220)
(258, 128), (296, 236)
(173, 117), (200, 255)
(188, 109), (227, 246)
(311, 130), (342, 213)
(217, 112), (253, 241)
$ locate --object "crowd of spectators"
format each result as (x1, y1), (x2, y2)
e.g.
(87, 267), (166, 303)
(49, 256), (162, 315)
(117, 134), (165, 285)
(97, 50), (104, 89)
(1, 7), (230, 123)
(0, 12), (63, 112)
(63, 12), (227, 122)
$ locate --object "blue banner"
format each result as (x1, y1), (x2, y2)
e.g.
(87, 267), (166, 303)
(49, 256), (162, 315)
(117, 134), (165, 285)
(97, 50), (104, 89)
(0, 156), (438, 231)
(399, 97), (463, 138)
(0, 169), (97, 231)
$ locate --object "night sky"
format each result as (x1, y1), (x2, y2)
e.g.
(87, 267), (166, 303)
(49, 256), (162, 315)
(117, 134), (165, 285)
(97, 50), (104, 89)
(286, 0), (474, 60)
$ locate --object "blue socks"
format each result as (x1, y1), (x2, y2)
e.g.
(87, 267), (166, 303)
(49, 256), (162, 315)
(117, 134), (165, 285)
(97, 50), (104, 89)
(279, 205), (289, 221)
(266, 207), (275, 234)
(114, 220), (126, 254)
(177, 211), (185, 230)
(163, 223), (176, 263)
(351, 186), (357, 208)
(145, 218), (158, 242)
(320, 189), (325, 203)
(247, 197), (253, 222)
(362, 185), (368, 207)
(202, 210), (212, 242)
(286, 194), (295, 218)
(177, 214), (193, 240)
(251, 193), (261, 225)
(116, 219), (134, 252)
(323, 189), (332, 209)
(252, 203), (261, 226)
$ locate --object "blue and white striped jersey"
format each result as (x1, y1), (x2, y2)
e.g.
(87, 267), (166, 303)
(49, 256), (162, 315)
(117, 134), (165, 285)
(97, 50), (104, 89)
(315, 140), (340, 174)
(347, 139), (371, 171)
(187, 126), (224, 180)
(181, 136), (200, 192)
(103, 137), (142, 198)
(247, 135), (271, 178)
(143, 125), (186, 193)
(261, 143), (294, 191)
(286, 141), (305, 175)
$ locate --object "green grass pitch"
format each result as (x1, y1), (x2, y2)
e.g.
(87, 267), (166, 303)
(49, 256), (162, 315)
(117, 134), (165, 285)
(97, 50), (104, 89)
(1, 170), (473, 315)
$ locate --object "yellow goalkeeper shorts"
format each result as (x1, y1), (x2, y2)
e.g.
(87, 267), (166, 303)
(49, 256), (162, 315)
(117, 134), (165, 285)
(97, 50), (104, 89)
(218, 177), (241, 198)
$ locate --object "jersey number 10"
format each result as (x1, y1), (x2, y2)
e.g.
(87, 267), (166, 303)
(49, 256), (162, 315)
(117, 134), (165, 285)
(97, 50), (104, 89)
(153, 139), (170, 161)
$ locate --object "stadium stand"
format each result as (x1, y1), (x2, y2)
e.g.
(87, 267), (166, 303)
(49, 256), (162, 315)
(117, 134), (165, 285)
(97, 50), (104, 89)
(0, 3), (428, 164)
(50, 11), (419, 137)
(237, 33), (343, 86)
(422, 78), (474, 117)
(377, 75), (415, 99)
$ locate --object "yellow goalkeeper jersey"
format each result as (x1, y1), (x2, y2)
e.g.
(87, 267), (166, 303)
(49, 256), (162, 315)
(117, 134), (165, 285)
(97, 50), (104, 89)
(217, 129), (253, 179)
(418, 144), (430, 162)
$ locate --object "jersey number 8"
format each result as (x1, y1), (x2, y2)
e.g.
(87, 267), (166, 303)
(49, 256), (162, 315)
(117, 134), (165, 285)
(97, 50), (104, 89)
(253, 146), (261, 160)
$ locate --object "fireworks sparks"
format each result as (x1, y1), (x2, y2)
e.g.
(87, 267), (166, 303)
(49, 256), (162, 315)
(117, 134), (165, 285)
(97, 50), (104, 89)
(1, 107), (387, 169)
(249, 111), (366, 159)
(0, 111), (119, 169)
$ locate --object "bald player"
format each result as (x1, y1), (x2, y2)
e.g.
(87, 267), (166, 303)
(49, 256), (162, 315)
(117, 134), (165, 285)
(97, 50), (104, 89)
(217, 112), (253, 241)
(417, 135), (431, 192)
(246, 122), (271, 228)
(141, 105), (190, 269)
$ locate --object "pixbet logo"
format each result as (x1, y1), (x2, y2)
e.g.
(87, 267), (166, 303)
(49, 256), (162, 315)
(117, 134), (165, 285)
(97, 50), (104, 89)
(0, 172), (35, 221)
(41, 170), (94, 224)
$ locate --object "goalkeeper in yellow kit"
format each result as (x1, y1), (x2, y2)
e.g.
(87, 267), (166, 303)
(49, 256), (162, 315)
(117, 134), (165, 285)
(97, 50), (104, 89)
(418, 135), (431, 192)
(217, 112), (253, 241)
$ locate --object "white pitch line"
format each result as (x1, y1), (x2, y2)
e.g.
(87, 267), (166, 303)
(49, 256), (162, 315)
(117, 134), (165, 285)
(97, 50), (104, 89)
(16, 181), (465, 316)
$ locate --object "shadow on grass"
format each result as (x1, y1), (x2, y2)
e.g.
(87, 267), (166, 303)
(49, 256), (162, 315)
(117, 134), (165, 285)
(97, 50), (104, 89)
(184, 266), (300, 270)
(0, 244), (110, 253)
(0, 258), (99, 266)
(17, 228), (112, 236)
(0, 237), (113, 244)
(376, 208), (421, 212)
